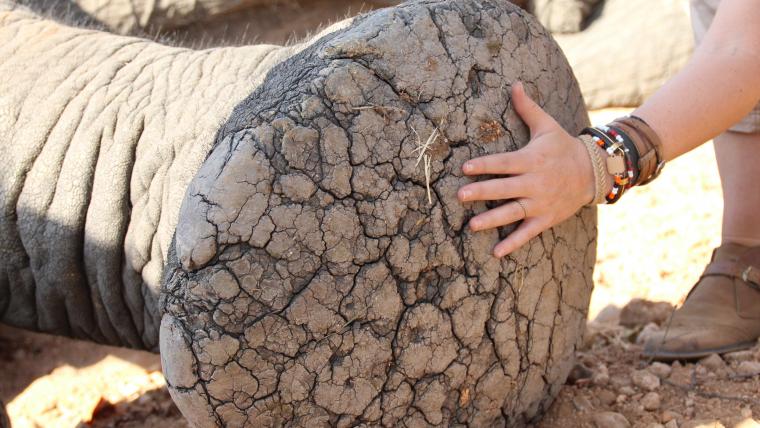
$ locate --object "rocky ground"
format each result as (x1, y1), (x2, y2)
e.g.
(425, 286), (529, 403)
(2, 110), (757, 428)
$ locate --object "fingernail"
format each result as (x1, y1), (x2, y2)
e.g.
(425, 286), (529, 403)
(463, 162), (473, 173)
(460, 189), (470, 201)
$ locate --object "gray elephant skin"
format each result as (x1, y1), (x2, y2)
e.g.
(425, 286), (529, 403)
(0, 0), (596, 426)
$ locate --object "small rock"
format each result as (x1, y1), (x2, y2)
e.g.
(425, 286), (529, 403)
(636, 323), (662, 345)
(661, 410), (681, 423)
(682, 420), (724, 428)
(594, 304), (622, 325)
(610, 375), (632, 390)
(572, 395), (594, 412)
(592, 364), (610, 386)
(684, 398), (694, 407)
(619, 298), (674, 327)
(736, 361), (760, 377)
(641, 392), (661, 411)
(584, 322), (624, 349)
(694, 365), (708, 376)
(649, 362), (673, 379)
(631, 369), (661, 391)
(593, 411), (631, 428)
(741, 406), (753, 419)
(664, 421), (678, 428)
(619, 386), (636, 396)
(648, 424), (665, 428)
(567, 363), (594, 384)
(616, 394), (627, 404)
(599, 389), (617, 406)
(698, 353), (726, 372)
(684, 407), (695, 418)
(724, 350), (755, 363)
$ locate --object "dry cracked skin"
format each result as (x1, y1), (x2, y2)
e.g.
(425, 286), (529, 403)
(0, 0), (595, 425)
(159, 1), (597, 426)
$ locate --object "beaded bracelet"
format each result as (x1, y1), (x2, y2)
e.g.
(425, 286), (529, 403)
(580, 127), (634, 204)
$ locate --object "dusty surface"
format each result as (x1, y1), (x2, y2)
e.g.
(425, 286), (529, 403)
(0, 107), (749, 428)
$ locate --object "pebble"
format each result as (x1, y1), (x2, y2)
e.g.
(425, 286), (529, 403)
(660, 410), (682, 424)
(647, 425), (665, 428)
(594, 304), (622, 325)
(592, 364), (610, 386)
(593, 411), (631, 428)
(649, 362), (673, 379)
(619, 386), (636, 396)
(664, 421), (678, 428)
(567, 363), (594, 384)
(610, 375), (632, 390)
(741, 406), (753, 419)
(631, 369), (661, 391)
(698, 353), (726, 372)
(723, 350), (755, 363)
(636, 323), (662, 345)
(572, 396), (594, 412)
(684, 407), (696, 418)
(619, 298), (674, 327)
(694, 364), (708, 376)
(641, 392), (661, 411)
(598, 389), (617, 406)
(661, 410), (682, 423)
(682, 420), (724, 428)
(736, 361), (760, 377)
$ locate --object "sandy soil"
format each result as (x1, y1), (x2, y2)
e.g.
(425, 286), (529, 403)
(2, 109), (755, 428)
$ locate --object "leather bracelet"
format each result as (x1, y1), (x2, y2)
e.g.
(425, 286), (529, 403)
(617, 115), (665, 185)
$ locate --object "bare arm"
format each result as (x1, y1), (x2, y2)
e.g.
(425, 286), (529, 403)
(634, 0), (760, 161)
(458, 0), (760, 256)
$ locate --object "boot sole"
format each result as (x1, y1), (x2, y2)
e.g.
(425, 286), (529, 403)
(642, 339), (757, 361)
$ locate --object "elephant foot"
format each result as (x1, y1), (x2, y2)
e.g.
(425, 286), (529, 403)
(160, 0), (593, 426)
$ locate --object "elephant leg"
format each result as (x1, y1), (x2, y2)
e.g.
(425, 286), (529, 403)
(161, 0), (595, 426)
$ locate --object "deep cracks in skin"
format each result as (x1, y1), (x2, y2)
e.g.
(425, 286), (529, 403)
(161, 1), (596, 426)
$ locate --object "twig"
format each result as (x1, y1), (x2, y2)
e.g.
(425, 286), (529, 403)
(409, 125), (438, 206)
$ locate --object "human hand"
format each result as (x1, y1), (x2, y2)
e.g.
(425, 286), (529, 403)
(457, 82), (596, 258)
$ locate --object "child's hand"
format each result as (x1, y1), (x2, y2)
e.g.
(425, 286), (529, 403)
(457, 82), (596, 258)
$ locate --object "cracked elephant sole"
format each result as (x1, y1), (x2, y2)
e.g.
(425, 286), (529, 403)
(160, 0), (596, 426)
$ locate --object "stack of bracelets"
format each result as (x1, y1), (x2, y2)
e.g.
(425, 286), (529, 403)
(577, 115), (666, 205)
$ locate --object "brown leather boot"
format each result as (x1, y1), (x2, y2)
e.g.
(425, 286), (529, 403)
(643, 242), (760, 361)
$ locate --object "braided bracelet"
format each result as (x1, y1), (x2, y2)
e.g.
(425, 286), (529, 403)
(581, 127), (633, 204)
(578, 134), (610, 205)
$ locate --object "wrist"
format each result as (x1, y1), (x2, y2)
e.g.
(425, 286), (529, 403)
(577, 134), (610, 205)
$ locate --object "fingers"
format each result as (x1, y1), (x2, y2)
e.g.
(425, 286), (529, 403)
(461, 150), (532, 176)
(458, 175), (531, 203)
(468, 199), (528, 232)
(512, 82), (557, 138)
(492, 217), (547, 257)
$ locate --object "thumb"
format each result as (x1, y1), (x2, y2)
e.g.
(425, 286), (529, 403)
(512, 82), (557, 138)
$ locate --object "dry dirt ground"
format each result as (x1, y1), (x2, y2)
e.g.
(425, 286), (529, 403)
(1, 109), (758, 428)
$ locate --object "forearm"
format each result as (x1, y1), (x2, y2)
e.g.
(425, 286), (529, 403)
(632, 0), (760, 161)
